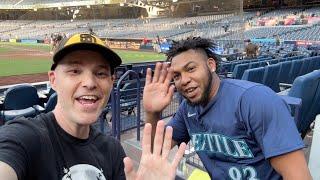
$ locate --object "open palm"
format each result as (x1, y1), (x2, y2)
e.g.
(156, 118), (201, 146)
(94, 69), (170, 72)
(124, 121), (186, 180)
(143, 63), (175, 113)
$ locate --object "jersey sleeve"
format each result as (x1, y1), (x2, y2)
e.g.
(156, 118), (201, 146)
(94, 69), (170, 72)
(0, 119), (40, 180)
(239, 85), (304, 159)
(166, 101), (190, 144)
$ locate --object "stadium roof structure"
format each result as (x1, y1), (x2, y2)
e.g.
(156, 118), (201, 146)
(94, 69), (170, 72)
(0, 0), (206, 10)
(0, 0), (122, 10)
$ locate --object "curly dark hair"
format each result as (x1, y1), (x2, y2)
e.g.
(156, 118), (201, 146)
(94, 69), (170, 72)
(165, 37), (220, 70)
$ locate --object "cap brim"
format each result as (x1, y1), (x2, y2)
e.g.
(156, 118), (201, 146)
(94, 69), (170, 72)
(52, 43), (122, 70)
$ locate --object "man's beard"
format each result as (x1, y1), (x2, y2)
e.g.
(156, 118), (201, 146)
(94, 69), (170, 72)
(183, 68), (213, 107)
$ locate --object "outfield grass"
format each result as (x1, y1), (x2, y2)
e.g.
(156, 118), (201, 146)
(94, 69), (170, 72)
(0, 58), (51, 77)
(0, 42), (51, 51)
(0, 43), (165, 77)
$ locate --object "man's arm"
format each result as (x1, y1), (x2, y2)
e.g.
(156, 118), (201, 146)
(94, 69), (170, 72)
(0, 161), (18, 180)
(270, 150), (311, 180)
(143, 62), (176, 150)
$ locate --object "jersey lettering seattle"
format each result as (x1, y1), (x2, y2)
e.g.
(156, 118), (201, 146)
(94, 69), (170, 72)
(191, 133), (254, 158)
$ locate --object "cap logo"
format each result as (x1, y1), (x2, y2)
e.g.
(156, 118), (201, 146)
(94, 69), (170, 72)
(64, 34), (105, 47)
(80, 34), (97, 43)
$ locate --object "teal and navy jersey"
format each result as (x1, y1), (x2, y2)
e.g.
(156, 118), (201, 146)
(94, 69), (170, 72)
(168, 79), (304, 179)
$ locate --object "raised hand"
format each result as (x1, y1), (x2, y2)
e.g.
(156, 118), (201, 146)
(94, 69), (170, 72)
(124, 121), (186, 180)
(143, 62), (175, 113)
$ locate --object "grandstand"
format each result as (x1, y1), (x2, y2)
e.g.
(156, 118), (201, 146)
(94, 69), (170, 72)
(0, 0), (320, 179)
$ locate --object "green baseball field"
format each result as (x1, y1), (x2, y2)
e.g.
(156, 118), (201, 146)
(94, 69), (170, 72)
(0, 42), (165, 77)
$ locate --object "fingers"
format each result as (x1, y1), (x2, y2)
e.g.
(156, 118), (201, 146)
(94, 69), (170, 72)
(145, 68), (152, 85)
(152, 62), (162, 83)
(166, 85), (175, 101)
(158, 63), (169, 83)
(142, 123), (152, 155)
(124, 157), (136, 180)
(171, 142), (187, 169)
(149, 62), (171, 84)
(153, 120), (165, 155)
(164, 67), (174, 86)
(161, 126), (173, 159)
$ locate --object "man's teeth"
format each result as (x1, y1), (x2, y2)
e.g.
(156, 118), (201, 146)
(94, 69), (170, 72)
(79, 95), (98, 100)
(187, 88), (196, 93)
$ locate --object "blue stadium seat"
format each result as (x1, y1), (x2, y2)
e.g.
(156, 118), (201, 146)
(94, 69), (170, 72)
(298, 58), (311, 76)
(288, 60), (304, 83)
(232, 63), (249, 79)
(278, 61), (293, 84)
(0, 84), (41, 122)
(248, 62), (260, 69)
(313, 56), (320, 70)
(287, 70), (320, 138)
(45, 93), (57, 113)
(132, 65), (149, 79)
(263, 64), (281, 92)
(3, 84), (40, 110)
(241, 67), (265, 84)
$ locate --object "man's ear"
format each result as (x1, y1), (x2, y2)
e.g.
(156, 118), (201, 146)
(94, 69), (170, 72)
(111, 74), (116, 82)
(207, 58), (217, 72)
(48, 70), (57, 91)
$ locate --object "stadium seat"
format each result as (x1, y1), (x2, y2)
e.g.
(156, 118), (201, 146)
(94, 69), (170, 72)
(298, 58), (311, 76)
(232, 63), (249, 79)
(45, 93), (57, 113)
(241, 67), (265, 84)
(0, 84), (41, 122)
(3, 84), (40, 110)
(287, 70), (320, 138)
(248, 62), (260, 69)
(263, 64), (281, 92)
(278, 61), (293, 84)
(288, 60), (304, 83)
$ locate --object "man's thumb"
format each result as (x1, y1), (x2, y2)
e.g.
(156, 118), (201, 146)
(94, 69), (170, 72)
(124, 157), (136, 180)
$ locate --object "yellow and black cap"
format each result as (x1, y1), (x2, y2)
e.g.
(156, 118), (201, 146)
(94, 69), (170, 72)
(51, 33), (122, 73)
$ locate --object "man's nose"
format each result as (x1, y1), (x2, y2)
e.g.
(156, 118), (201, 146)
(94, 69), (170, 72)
(180, 73), (191, 86)
(82, 72), (97, 90)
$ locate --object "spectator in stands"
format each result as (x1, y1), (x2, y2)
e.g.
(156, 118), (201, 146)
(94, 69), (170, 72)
(89, 27), (96, 36)
(50, 33), (63, 54)
(0, 33), (185, 180)
(143, 37), (312, 179)
(275, 35), (281, 46)
(245, 39), (259, 59)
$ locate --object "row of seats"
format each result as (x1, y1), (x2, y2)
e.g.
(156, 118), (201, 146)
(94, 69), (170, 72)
(242, 56), (320, 92)
(229, 55), (304, 79)
(0, 84), (57, 123)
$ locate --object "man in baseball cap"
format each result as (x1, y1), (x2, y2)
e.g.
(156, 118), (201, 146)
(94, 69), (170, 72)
(0, 33), (186, 180)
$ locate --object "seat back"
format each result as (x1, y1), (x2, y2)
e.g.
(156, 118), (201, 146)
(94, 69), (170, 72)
(298, 58), (311, 76)
(248, 62), (260, 69)
(3, 84), (40, 110)
(288, 60), (304, 84)
(278, 61), (292, 84)
(45, 93), (57, 113)
(241, 67), (265, 84)
(288, 70), (320, 137)
(232, 63), (249, 79)
(263, 64), (281, 92)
